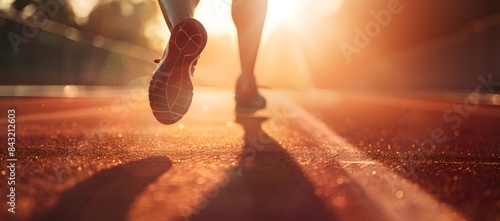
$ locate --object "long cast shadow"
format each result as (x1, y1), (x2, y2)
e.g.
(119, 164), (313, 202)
(189, 116), (336, 221)
(31, 156), (172, 221)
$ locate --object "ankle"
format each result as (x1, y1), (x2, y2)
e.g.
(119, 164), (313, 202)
(171, 16), (193, 28)
(237, 74), (257, 86)
(238, 73), (256, 81)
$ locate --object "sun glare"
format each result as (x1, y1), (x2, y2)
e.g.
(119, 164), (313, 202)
(265, 0), (300, 29)
(193, 0), (343, 37)
(194, 0), (301, 36)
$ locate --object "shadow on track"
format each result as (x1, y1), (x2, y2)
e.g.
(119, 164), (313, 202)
(189, 116), (336, 221)
(31, 156), (172, 221)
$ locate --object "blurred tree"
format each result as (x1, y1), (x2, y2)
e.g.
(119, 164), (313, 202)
(84, 0), (156, 47)
(1, 0), (159, 85)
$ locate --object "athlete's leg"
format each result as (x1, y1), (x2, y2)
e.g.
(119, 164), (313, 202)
(232, 0), (268, 113)
(231, 0), (268, 77)
(158, 0), (200, 30)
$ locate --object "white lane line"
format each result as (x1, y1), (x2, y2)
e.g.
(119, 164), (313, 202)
(272, 92), (465, 221)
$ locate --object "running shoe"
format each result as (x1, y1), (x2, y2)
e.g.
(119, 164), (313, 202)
(235, 75), (266, 113)
(149, 18), (207, 124)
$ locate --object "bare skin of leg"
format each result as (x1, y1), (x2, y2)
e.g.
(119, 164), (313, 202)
(232, 0), (268, 78)
(158, 0), (200, 30)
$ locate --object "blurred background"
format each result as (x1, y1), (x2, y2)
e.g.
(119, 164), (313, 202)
(0, 0), (499, 92)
